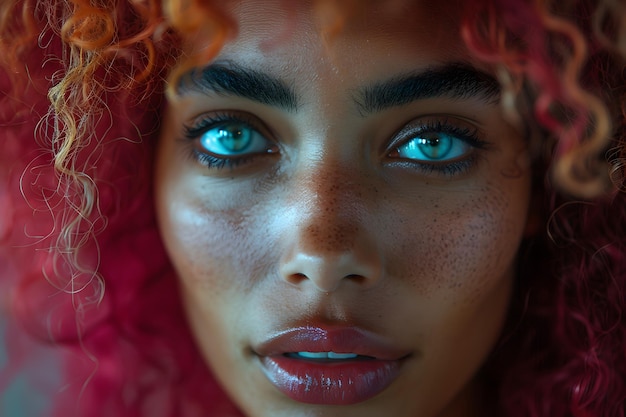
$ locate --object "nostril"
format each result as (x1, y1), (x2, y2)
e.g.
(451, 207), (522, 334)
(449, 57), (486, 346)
(345, 274), (366, 284)
(286, 272), (308, 285)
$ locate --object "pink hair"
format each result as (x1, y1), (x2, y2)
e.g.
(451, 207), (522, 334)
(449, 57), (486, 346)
(1, 0), (625, 416)
(0, 1), (238, 415)
(460, 1), (626, 416)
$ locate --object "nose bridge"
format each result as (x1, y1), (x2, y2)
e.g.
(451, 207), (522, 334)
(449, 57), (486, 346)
(292, 154), (368, 250)
(279, 158), (383, 292)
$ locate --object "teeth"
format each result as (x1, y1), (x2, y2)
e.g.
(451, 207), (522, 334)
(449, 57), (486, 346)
(328, 352), (358, 359)
(296, 351), (358, 359)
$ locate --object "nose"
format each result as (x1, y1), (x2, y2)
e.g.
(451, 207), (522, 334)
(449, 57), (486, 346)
(278, 162), (384, 293)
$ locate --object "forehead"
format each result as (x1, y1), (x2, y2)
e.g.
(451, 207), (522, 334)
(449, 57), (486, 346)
(200, 0), (471, 78)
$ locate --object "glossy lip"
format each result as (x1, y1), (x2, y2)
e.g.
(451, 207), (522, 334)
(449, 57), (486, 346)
(254, 326), (411, 405)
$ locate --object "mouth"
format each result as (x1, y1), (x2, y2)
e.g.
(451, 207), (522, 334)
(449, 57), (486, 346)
(254, 326), (410, 405)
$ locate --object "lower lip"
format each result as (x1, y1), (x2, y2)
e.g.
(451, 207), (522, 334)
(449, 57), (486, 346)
(260, 355), (402, 405)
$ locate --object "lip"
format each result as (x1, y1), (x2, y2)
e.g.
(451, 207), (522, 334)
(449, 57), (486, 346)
(255, 326), (410, 405)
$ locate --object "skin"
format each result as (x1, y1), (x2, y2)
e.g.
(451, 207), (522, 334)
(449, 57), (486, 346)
(155, 1), (533, 416)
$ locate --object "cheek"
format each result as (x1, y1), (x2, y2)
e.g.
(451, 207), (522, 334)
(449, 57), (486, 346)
(155, 172), (233, 292)
(157, 187), (275, 301)
(385, 179), (527, 302)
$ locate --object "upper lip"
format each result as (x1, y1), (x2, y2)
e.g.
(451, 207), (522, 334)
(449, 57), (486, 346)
(254, 325), (411, 361)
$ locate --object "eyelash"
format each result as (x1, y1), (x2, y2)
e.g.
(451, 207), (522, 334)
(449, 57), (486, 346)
(386, 118), (488, 177)
(182, 113), (489, 177)
(182, 111), (274, 170)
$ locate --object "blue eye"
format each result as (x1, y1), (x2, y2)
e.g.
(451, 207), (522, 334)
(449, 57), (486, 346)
(199, 122), (270, 156)
(388, 118), (488, 176)
(183, 113), (278, 170)
(396, 132), (470, 162)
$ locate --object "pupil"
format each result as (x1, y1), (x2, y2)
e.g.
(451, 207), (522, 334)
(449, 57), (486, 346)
(420, 138), (439, 146)
(218, 125), (251, 151)
(419, 135), (451, 159)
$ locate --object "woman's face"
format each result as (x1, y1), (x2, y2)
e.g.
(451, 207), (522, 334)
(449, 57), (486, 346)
(155, 1), (532, 416)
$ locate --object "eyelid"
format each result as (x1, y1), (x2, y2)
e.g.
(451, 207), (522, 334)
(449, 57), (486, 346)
(181, 110), (279, 170)
(381, 114), (492, 165)
(183, 110), (274, 142)
(386, 115), (488, 153)
(381, 115), (491, 177)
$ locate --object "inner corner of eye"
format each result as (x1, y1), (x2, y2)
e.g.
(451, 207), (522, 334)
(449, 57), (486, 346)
(387, 147), (400, 158)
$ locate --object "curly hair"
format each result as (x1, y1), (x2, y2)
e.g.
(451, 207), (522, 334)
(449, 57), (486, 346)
(0, 0), (625, 416)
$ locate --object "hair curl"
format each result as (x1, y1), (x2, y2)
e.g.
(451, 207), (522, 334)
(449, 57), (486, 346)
(1, 0), (625, 416)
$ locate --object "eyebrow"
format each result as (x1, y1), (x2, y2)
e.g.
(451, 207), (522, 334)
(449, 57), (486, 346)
(177, 62), (299, 111)
(355, 63), (501, 115)
(176, 62), (499, 115)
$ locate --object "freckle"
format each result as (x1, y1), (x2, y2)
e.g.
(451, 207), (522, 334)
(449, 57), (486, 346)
(448, 281), (460, 289)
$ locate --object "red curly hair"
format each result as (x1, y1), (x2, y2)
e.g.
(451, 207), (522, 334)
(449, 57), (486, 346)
(0, 0), (625, 416)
